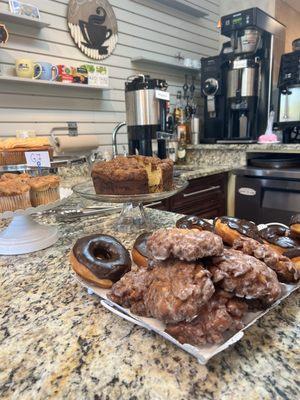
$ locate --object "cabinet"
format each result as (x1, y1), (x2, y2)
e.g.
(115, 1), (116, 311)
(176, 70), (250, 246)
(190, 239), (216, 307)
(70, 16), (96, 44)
(149, 173), (228, 218)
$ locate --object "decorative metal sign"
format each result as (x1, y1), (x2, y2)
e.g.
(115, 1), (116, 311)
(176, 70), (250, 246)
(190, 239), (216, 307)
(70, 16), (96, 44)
(68, 0), (118, 60)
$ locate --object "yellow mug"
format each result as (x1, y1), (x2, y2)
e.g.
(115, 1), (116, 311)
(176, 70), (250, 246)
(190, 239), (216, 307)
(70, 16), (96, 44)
(15, 59), (42, 79)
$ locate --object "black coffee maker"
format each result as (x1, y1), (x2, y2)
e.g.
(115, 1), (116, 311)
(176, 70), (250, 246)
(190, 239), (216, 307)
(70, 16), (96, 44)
(201, 8), (284, 143)
(113, 75), (170, 157)
(277, 38), (300, 143)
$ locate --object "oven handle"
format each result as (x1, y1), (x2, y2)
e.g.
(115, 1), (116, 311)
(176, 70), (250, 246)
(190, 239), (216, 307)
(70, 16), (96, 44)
(261, 180), (300, 190)
(183, 185), (221, 198)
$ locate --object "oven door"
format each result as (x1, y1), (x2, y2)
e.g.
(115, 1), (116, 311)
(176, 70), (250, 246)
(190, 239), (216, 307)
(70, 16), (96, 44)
(235, 175), (300, 224)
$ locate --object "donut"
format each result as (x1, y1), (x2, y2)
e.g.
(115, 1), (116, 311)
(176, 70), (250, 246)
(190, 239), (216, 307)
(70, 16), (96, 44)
(259, 225), (300, 254)
(147, 228), (224, 262)
(214, 216), (262, 246)
(176, 215), (214, 231)
(290, 214), (300, 239)
(70, 234), (132, 288)
(132, 232), (151, 268)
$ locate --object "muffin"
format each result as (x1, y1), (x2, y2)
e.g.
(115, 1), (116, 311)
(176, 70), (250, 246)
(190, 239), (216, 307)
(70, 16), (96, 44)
(1, 137), (54, 165)
(29, 175), (60, 206)
(0, 172), (31, 183)
(0, 181), (31, 212)
(0, 140), (4, 166)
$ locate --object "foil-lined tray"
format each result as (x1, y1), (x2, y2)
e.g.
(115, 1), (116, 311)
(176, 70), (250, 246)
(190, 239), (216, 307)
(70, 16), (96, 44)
(74, 276), (299, 365)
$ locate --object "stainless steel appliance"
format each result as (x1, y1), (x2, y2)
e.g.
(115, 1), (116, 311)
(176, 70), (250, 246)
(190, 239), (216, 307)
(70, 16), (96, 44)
(201, 8), (285, 143)
(234, 155), (300, 224)
(113, 74), (169, 157)
(277, 39), (300, 143)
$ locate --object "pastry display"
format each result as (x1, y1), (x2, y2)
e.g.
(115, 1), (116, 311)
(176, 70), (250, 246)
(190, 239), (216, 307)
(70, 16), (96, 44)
(70, 234), (132, 288)
(0, 181), (31, 212)
(29, 175), (60, 206)
(72, 215), (299, 347)
(109, 259), (215, 324)
(132, 232), (151, 268)
(290, 214), (300, 238)
(166, 290), (248, 345)
(0, 174), (60, 212)
(91, 155), (173, 195)
(0, 137), (54, 165)
(211, 249), (282, 304)
(176, 215), (214, 231)
(147, 228), (224, 261)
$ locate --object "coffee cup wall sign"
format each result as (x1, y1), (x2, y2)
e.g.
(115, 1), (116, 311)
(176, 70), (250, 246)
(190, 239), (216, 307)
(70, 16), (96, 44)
(68, 0), (118, 60)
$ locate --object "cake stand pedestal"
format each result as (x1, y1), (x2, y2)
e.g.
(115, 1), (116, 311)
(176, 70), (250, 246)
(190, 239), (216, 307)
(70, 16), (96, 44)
(72, 179), (188, 233)
(0, 187), (73, 255)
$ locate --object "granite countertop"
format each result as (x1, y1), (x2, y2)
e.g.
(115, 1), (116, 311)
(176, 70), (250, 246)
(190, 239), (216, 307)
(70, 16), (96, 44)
(187, 143), (300, 153)
(0, 193), (299, 400)
(177, 165), (236, 180)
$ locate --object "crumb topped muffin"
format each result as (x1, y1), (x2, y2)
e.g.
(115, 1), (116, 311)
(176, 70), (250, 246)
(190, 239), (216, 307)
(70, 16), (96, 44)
(28, 175), (60, 206)
(0, 181), (31, 212)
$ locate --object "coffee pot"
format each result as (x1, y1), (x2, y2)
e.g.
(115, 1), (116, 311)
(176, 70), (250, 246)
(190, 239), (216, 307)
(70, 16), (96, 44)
(113, 74), (170, 158)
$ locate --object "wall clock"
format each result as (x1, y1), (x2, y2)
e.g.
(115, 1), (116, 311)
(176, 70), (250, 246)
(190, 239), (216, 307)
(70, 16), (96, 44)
(68, 0), (118, 60)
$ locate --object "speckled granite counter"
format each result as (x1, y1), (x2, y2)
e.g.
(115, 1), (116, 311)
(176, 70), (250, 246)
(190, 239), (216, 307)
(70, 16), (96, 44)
(188, 143), (300, 153)
(0, 201), (299, 400)
(178, 165), (235, 181)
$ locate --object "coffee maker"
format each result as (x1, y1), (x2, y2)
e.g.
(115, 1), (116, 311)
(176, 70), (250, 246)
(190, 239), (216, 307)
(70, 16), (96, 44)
(201, 8), (284, 143)
(113, 74), (170, 157)
(277, 39), (300, 143)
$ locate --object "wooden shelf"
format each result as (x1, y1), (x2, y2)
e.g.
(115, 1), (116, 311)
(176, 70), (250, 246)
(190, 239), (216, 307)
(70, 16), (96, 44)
(0, 76), (109, 90)
(0, 11), (50, 29)
(131, 57), (200, 73)
(149, 0), (208, 18)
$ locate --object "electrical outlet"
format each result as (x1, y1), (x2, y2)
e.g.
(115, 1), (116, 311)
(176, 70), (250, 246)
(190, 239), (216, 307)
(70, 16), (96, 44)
(68, 122), (78, 136)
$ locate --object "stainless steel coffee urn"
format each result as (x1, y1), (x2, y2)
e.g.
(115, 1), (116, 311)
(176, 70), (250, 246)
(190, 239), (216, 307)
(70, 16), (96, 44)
(113, 74), (169, 157)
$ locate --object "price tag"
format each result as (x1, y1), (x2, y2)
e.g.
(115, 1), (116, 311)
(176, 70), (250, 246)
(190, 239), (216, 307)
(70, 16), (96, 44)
(233, 59), (248, 69)
(25, 151), (51, 168)
(155, 90), (170, 101)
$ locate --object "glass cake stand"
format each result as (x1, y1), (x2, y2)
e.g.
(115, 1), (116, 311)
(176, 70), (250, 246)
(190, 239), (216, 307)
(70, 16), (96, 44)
(0, 188), (73, 255)
(72, 178), (188, 232)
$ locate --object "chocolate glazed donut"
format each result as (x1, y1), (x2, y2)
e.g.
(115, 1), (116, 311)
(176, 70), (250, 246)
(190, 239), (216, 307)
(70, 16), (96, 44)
(259, 225), (300, 264)
(176, 216), (214, 231)
(290, 214), (300, 239)
(214, 216), (262, 245)
(70, 234), (131, 288)
(132, 232), (151, 268)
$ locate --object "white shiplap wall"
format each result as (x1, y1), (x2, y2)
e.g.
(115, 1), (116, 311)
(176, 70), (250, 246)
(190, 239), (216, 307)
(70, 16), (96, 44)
(0, 0), (220, 151)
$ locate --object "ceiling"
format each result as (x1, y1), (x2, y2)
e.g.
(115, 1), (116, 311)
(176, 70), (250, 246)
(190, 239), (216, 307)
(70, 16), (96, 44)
(284, 0), (300, 12)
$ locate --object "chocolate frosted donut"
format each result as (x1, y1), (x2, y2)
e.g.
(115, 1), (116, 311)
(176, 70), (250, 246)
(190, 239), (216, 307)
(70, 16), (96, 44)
(70, 234), (131, 288)
(176, 216), (214, 231)
(290, 214), (300, 239)
(132, 232), (151, 268)
(259, 225), (300, 251)
(214, 216), (262, 245)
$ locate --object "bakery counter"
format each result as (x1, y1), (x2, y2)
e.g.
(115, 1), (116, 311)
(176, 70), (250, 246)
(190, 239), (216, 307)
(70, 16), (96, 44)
(0, 205), (299, 400)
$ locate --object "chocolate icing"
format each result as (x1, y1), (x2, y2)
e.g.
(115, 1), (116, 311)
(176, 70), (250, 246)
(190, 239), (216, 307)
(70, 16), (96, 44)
(290, 214), (300, 226)
(259, 226), (300, 249)
(73, 234), (131, 282)
(283, 248), (300, 258)
(219, 217), (263, 243)
(176, 216), (214, 231)
(133, 232), (151, 258)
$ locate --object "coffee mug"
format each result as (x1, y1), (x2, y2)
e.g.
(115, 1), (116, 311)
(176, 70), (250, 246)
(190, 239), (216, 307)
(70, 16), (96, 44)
(16, 59), (42, 79)
(38, 62), (59, 81)
(57, 64), (74, 83)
